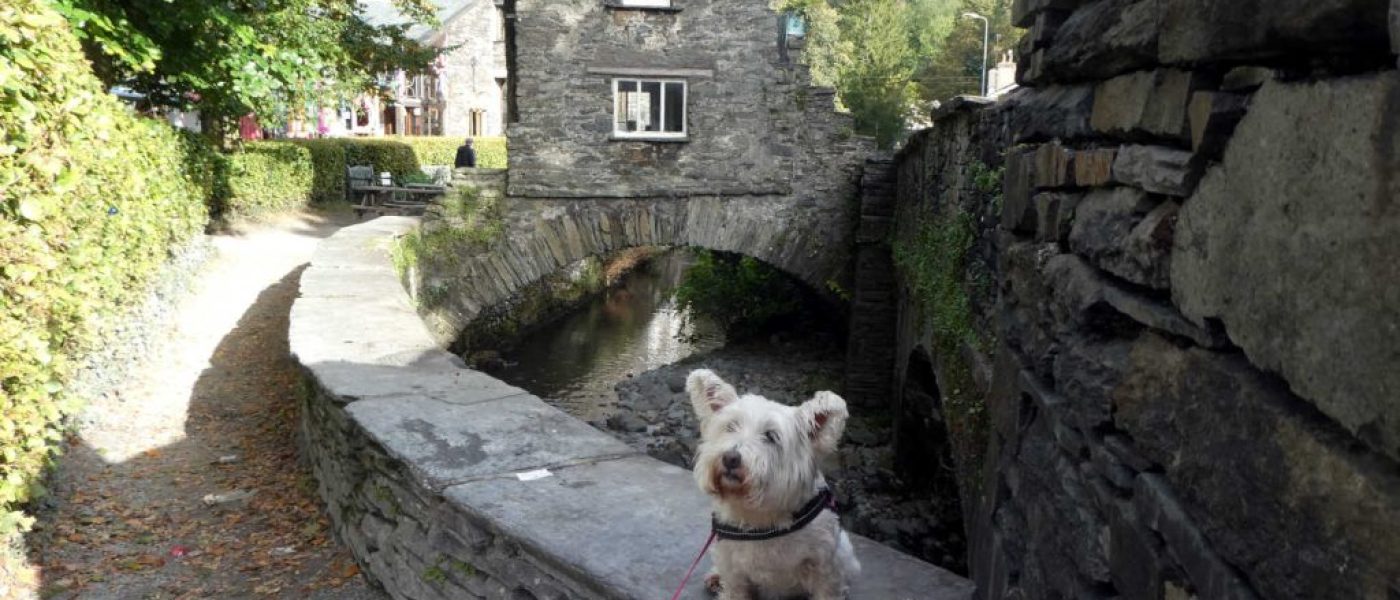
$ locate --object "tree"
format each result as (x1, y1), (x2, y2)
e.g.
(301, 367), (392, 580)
(782, 0), (1020, 146)
(915, 0), (1019, 102)
(53, 0), (442, 141)
(835, 0), (917, 148)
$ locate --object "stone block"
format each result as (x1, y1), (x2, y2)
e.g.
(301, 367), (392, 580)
(1133, 475), (1258, 600)
(1005, 84), (1095, 142)
(1186, 91), (1249, 160)
(1026, 10), (1069, 50)
(1032, 0), (1159, 85)
(1392, 0), (1400, 60)
(298, 265), (406, 299)
(997, 238), (1063, 377)
(1033, 192), (1081, 243)
(1091, 69), (1196, 142)
(1172, 73), (1400, 463)
(446, 456), (975, 600)
(1112, 145), (1202, 196)
(1002, 148), (1039, 233)
(1032, 142), (1075, 188)
(1012, 0), (1083, 27)
(1104, 496), (1165, 600)
(1069, 188), (1159, 281)
(1219, 66), (1274, 93)
(1015, 50), (1047, 87)
(1051, 334), (1128, 430)
(1159, 0), (1390, 65)
(1047, 251), (1223, 346)
(307, 361), (524, 406)
(1072, 147), (1117, 187)
(346, 394), (636, 490)
(1068, 187), (1168, 287)
(1105, 334), (1400, 599)
(289, 296), (441, 366)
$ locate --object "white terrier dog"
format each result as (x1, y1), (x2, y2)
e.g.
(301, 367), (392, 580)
(687, 369), (861, 599)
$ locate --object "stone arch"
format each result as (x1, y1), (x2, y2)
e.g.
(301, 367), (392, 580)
(411, 196), (852, 344)
(895, 346), (959, 496)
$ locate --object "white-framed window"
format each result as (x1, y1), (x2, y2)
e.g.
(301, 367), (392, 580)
(614, 0), (672, 7)
(613, 78), (687, 138)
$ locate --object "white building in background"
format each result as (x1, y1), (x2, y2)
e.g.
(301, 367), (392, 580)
(333, 0), (508, 138)
(986, 50), (1019, 98)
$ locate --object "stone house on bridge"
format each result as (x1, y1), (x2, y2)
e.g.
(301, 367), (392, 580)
(503, 0), (871, 201)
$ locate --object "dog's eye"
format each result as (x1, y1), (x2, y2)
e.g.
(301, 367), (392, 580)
(764, 430), (779, 445)
(725, 421), (740, 433)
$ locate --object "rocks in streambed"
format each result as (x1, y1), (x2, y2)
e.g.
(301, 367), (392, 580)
(593, 339), (967, 573)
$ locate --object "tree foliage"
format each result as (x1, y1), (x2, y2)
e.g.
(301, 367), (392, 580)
(673, 250), (803, 340)
(52, 0), (442, 137)
(780, 0), (1020, 147)
(835, 0), (917, 148)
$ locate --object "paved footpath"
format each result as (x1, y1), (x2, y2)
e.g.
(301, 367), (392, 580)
(25, 211), (387, 599)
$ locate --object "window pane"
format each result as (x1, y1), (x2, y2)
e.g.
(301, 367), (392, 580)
(641, 81), (662, 132)
(664, 82), (684, 133)
(616, 80), (638, 132)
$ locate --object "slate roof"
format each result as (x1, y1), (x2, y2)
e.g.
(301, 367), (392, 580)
(357, 0), (475, 41)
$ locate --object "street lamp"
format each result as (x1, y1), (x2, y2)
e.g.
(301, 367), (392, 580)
(962, 12), (989, 97)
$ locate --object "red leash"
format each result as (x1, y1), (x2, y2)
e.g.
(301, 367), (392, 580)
(670, 530), (717, 600)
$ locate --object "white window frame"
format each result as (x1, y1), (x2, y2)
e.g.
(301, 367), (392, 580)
(612, 78), (687, 139)
(615, 0), (672, 7)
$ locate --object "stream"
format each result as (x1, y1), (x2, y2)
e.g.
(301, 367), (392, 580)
(485, 250), (967, 573)
(491, 251), (724, 422)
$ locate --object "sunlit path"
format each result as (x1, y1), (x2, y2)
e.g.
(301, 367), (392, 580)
(25, 211), (386, 600)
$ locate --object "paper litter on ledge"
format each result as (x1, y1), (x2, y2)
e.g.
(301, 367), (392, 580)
(515, 468), (552, 481)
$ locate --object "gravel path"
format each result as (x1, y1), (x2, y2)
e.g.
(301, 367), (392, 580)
(25, 211), (387, 599)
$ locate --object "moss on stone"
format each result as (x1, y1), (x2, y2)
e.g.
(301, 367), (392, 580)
(891, 207), (989, 497)
(393, 185), (505, 310)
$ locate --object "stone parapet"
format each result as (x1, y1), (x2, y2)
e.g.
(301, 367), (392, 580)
(291, 217), (976, 600)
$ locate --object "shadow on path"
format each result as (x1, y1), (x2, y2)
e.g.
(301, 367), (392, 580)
(27, 211), (385, 599)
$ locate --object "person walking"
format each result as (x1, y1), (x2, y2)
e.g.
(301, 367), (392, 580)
(454, 138), (477, 168)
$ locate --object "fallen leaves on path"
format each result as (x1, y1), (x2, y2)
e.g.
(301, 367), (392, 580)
(25, 213), (377, 599)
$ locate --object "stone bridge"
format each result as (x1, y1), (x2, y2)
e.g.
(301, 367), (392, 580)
(290, 217), (973, 600)
(408, 168), (874, 346)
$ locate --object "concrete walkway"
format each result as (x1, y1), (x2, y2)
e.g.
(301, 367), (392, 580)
(26, 211), (387, 599)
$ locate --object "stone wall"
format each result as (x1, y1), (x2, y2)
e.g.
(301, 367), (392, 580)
(291, 216), (976, 600)
(507, 0), (868, 199)
(438, 0), (508, 138)
(407, 168), (865, 345)
(843, 157), (898, 410)
(888, 2), (1400, 598)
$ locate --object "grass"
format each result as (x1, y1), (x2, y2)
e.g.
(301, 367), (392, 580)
(392, 185), (505, 310)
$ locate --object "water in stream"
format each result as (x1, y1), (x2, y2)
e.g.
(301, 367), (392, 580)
(492, 250), (724, 421)
(487, 250), (964, 571)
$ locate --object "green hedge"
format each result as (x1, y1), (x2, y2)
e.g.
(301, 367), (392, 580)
(0, 0), (209, 536)
(217, 142), (315, 218)
(287, 136), (507, 204)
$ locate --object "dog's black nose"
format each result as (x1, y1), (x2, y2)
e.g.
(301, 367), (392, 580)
(722, 450), (742, 471)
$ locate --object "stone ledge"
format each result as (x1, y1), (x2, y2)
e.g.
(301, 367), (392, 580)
(291, 216), (975, 599)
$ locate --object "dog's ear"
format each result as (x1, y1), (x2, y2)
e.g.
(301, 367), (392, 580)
(687, 369), (738, 422)
(799, 391), (849, 455)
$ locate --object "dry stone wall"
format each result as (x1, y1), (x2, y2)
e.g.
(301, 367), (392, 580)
(890, 2), (1400, 598)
